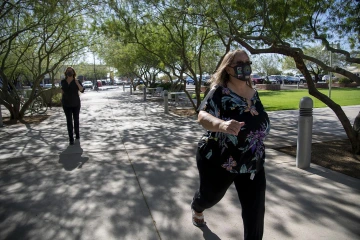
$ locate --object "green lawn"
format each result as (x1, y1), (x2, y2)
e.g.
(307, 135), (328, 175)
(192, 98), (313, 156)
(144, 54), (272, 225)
(259, 88), (360, 111)
(192, 88), (360, 111)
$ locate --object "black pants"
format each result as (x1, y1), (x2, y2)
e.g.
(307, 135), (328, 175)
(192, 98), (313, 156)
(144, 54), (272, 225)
(192, 150), (266, 240)
(63, 105), (80, 142)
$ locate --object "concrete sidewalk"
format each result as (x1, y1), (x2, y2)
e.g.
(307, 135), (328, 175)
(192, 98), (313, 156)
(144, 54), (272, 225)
(0, 88), (359, 240)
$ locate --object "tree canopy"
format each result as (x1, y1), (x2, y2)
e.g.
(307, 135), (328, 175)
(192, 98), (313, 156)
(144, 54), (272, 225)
(1, 0), (359, 153)
(0, 0), (99, 119)
(96, 0), (359, 152)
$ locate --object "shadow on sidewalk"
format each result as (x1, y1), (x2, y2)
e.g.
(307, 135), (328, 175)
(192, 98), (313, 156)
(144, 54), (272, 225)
(303, 166), (360, 190)
(199, 225), (221, 240)
(58, 141), (89, 171)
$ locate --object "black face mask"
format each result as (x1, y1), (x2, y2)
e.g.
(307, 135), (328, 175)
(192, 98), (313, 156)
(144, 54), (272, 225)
(66, 71), (73, 77)
(231, 61), (252, 81)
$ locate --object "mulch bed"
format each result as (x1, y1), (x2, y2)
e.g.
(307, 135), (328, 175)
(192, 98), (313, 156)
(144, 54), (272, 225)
(2, 115), (50, 125)
(170, 108), (197, 117)
(275, 140), (360, 179)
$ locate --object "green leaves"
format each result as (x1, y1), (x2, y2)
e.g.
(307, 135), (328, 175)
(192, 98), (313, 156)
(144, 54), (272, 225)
(0, 0), (103, 119)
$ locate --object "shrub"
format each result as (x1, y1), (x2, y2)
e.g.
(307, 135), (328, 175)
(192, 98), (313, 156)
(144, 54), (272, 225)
(137, 84), (145, 91)
(40, 87), (62, 106)
(338, 78), (352, 84)
(156, 82), (184, 91)
(157, 82), (172, 90)
(51, 93), (62, 106)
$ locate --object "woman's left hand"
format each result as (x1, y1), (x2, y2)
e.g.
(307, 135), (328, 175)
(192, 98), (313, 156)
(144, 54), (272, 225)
(75, 80), (84, 91)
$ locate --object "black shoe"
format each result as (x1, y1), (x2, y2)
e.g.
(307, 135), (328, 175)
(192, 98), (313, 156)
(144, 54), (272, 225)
(70, 140), (74, 145)
(76, 135), (80, 139)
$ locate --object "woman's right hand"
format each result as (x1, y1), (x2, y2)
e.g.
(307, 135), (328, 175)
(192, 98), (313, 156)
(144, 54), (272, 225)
(219, 120), (245, 135)
(198, 111), (245, 135)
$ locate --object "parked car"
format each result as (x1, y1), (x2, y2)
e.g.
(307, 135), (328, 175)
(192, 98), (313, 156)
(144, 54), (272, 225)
(201, 75), (211, 85)
(43, 84), (53, 88)
(114, 79), (123, 85)
(83, 81), (93, 89)
(133, 79), (144, 87)
(312, 74), (325, 82)
(96, 80), (102, 87)
(267, 75), (282, 84)
(250, 74), (265, 84)
(322, 74), (338, 82)
(268, 75), (286, 84)
(295, 74), (305, 81)
(285, 76), (302, 84)
(186, 76), (195, 85)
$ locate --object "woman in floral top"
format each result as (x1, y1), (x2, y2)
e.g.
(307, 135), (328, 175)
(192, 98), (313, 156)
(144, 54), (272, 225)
(191, 50), (270, 240)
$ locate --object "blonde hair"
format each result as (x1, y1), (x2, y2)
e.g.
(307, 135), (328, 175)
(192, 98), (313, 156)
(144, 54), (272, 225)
(64, 66), (77, 79)
(210, 49), (253, 88)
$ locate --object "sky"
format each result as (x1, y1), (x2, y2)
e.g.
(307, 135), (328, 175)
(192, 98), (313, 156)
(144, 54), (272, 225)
(81, 51), (102, 65)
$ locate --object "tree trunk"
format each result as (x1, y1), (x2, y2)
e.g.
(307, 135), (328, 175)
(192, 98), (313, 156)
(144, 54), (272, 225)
(229, 39), (360, 154)
(8, 104), (23, 122)
(353, 111), (360, 154)
(2, 91), (34, 122)
(293, 53), (360, 155)
(356, 134), (360, 155)
(183, 89), (197, 111)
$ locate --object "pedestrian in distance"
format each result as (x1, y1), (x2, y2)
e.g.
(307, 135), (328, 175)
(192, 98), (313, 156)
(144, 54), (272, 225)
(191, 49), (270, 240)
(97, 80), (101, 92)
(94, 80), (98, 92)
(61, 67), (84, 145)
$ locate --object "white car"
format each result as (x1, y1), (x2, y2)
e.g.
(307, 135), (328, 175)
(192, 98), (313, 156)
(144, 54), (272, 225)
(114, 79), (123, 85)
(267, 75), (281, 84)
(83, 81), (93, 89)
(295, 74), (305, 81)
(322, 75), (338, 81)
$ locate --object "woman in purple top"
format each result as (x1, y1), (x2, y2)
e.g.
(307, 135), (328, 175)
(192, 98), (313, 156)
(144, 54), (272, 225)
(191, 50), (270, 240)
(61, 67), (84, 145)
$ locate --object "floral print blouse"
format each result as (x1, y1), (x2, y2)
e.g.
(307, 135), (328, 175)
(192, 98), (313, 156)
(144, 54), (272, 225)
(198, 85), (270, 175)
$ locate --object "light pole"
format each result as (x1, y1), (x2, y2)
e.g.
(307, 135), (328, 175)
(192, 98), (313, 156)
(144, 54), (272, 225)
(329, 49), (332, 98)
(322, 43), (339, 99)
(93, 52), (97, 87)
